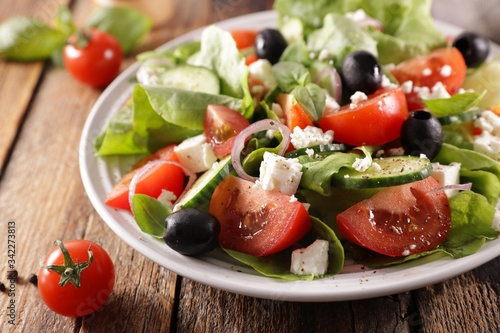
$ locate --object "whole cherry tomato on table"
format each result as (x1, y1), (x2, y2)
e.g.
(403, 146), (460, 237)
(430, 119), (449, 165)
(38, 240), (115, 317)
(63, 28), (123, 88)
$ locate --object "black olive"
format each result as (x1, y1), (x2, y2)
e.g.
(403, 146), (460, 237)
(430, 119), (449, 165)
(341, 50), (382, 95)
(255, 28), (287, 64)
(400, 111), (443, 160)
(453, 32), (490, 68)
(163, 208), (220, 256)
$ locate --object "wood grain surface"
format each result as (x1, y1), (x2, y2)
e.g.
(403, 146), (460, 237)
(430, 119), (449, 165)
(0, 1), (498, 332)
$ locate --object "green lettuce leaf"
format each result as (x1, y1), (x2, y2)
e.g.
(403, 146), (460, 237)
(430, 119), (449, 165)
(462, 60), (500, 108)
(137, 41), (201, 65)
(424, 91), (486, 116)
(86, 7), (152, 54)
(222, 216), (344, 281)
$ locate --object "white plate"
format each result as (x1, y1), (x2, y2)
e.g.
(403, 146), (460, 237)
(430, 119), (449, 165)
(79, 10), (500, 302)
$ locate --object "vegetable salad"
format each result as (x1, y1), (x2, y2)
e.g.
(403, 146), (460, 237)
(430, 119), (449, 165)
(95, 0), (500, 281)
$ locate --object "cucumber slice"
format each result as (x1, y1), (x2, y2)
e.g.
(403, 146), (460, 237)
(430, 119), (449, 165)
(437, 107), (482, 126)
(285, 143), (349, 158)
(157, 64), (220, 94)
(174, 156), (232, 212)
(332, 156), (432, 189)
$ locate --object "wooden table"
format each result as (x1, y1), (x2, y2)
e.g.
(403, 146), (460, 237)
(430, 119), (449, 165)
(0, 0), (498, 332)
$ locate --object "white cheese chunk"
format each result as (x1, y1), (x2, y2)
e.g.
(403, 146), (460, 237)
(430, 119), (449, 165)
(475, 110), (500, 136)
(290, 240), (329, 276)
(157, 190), (177, 209)
(290, 126), (334, 149)
(248, 59), (278, 91)
(492, 210), (500, 232)
(350, 91), (368, 104)
(345, 9), (368, 22)
(174, 134), (217, 173)
(253, 152), (303, 196)
(440, 65), (452, 77)
(474, 132), (500, 161)
(401, 80), (413, 94)
(415, 81), (451, 100)
(352, 155), (372, 172)
(431, 162), (461, 197)
(381, 75), (398, 89)
(325, 92), (340, 110)
(422, 68), (432, 76)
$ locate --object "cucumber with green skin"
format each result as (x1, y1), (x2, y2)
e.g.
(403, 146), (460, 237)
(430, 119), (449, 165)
(157, 64), (220, 94)
(331, 156), (432, 189)
(436, 107), (482, 126)
(174, 155), (232, 212)
(285, 143), (350, 158)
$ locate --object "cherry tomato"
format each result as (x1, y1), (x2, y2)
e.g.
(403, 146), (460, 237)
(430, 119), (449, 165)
(209, 174), (312, 257)
(390, 47), (466, 110)
(337, 177), (451, 257)
(319, 87), (408, 146)
(203, 105), (250, 156)
(231, 30), (259, 50)
(63, 28), (123, 88)
(245, 53), (259, 66)
(105, 144), (185, 211)
(276, 93), (315, 131)
(38, 240), (115, 317)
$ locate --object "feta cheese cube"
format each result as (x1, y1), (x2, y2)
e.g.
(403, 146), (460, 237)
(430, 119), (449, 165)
(352, 155), (372, 172)
(381, 75), (398, 89)
(290, 240), (329, 276)
(254, 152), (303, 195)
(440, 65), (452, 77)
(431, 162), (461, 197)
(474, 131), (500, 161)
(157, 189), (177, 209)
(401, 80), (413, 94)
(174, 134), (217, 173)
(290, 126), (334, 149)
(325, 92), (340, 110)
(350, 91), (368, 104)
(475, 110), (500, 136)
(248, 59), (278, 91)
(416, 81), (451, 100)
(422, 68), (432, 76)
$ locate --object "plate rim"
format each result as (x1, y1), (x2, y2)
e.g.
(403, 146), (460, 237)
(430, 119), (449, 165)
(79, 10), (500, 302)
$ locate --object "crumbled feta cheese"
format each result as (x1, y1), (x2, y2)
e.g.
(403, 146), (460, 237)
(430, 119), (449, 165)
(325, 93), (340, 110)
(492, 210), (500, 232)
(174, 134), (217, 173)
(157, 190), (177, 209)
(422, 68), (432, 76)
(305, 148), (315, 157)
(350, 91), (368, 104)
(431, 162), (461, 197)
(290, 240), (329, 276)
(371, 162), (382, 172)
(381, 75), (398, 89)
(253, 152), (303, 196)
(344, 174), (350, 178)
(401, 80), (413, 94)
(266, 129), (277, 139)
(345, 9), (368, 22)
(290, 126), (334, 149)
(289, 195), (298, 202)
(416, 81), (451, 100)
(350, 103), (357, 109)
(474, 132), (500, 160)
(420, 153), (428, 159)
(318, 49), (332, 62)
(475, 110), (500, 136)
(352, 155), (372, 172)
(402, 249), (410, 256)
(458, 88), (475, 94)
(384, 63), (396, 71)
(440, 65), (452, 77)
(248, 59), (278, 90)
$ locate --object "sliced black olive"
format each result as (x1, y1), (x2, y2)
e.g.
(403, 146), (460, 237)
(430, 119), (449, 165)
(341, 50), (382, 95)
(400, 110), (443, 160)
(163, 208), (220, 256)
(255, 28), (288, 64)
(453, 32), (490, 68)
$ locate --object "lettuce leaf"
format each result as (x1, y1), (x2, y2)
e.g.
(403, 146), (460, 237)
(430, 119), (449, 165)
(222, 216), (344, 281)
(424, 91), (486, 116)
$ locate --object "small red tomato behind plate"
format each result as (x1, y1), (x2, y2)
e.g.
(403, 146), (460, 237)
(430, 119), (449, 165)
(319, 87), (408, 146)
(105, 144), (185, 211)
(63, 28), (123, 88)
(209, 174), (311, 257)
(337, 177), (451, 257)
(38, 240), (115, 317)
(204, 104), (250, 156)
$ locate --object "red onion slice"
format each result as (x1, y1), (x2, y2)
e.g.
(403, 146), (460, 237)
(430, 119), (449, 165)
(429, 182), (472, 194)
(231, 119), (291, 182)
(356, 17), (383, 31)
(128, 160), (197, 212)
(314, 66), (342, 104)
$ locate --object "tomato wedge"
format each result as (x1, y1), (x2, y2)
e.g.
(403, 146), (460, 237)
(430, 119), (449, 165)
(209, 175), (312, 257)
(319, 87), (408, 146)
(276, 93), (315, 131)
(337, 177), (451, 257)
(231, 30), (259, 50)
(203, 105), (250, 156)
(390, 47), (467, 110)
(105, 145), (184, 211)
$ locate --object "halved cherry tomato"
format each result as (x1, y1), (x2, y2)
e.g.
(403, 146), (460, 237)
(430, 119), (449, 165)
(276, 93), (315, 131)
(105, 145), (184, 211)
(337, 177), (451, 257)
(209, 174), (311, 257)
(203, 104), (250, 156)
(231, 30), (259, 50)
(245, 53), (258, 66)
(319, 87), (408, 146)
(390, 47), (467, 111)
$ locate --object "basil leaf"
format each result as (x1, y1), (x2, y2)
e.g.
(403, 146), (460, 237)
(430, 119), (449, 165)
(273, 61), (311, 92)
(55, 5), (76, 37)
(86, 7), (152, 54)
(424, 91), (487, 116)
(279, 40), (311, 66)
(290, 83), (326, 121)
(131, 194), (171, 239)
(0, 17), (66, 61)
